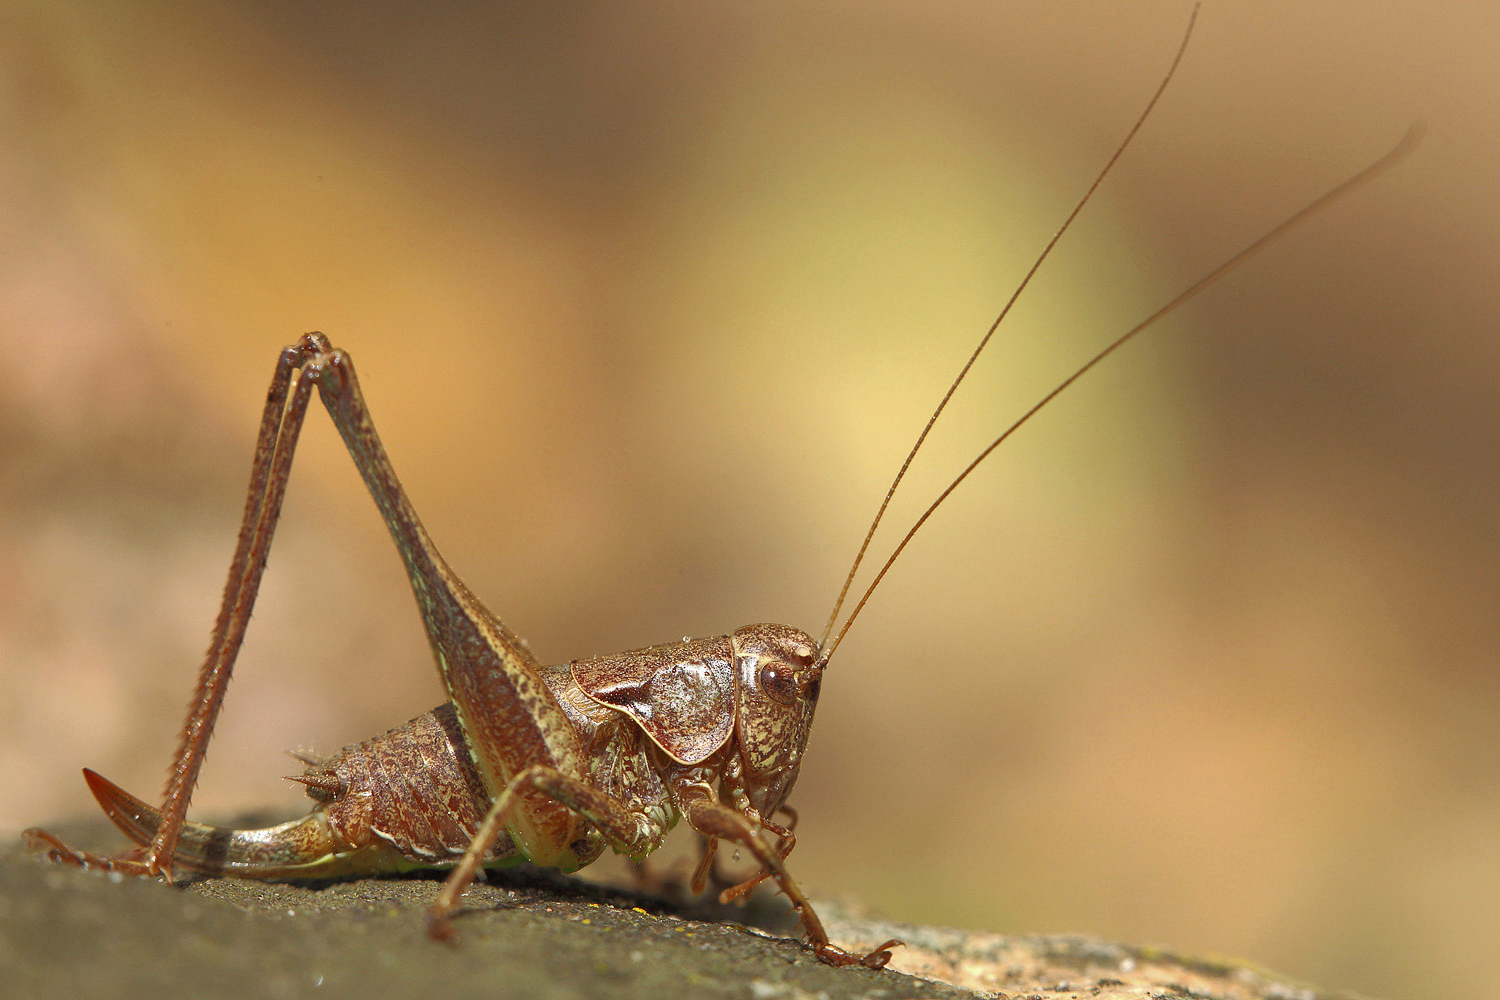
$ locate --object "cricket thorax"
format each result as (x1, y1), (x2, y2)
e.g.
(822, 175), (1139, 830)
(547, 660), (681, 846)
(568, 635), (738, 764)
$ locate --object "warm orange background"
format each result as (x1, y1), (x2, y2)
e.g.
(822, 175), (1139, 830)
(1, 4), (1494, 999)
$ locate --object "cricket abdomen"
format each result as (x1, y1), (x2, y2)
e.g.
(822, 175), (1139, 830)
(77, 703), (529, 878)
(298, 702), (519, 867)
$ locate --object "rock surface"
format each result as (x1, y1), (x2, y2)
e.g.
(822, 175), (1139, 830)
(3, 823), (1349, 1000)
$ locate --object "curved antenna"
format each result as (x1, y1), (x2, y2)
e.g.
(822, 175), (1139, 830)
(820, 123), (1423, 667)
(818, 4), (1201, 651)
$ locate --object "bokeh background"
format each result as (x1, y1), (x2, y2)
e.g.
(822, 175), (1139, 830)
(2, 2), (1494, 998)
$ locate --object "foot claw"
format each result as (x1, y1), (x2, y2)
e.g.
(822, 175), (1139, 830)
(22, 828), (84, 868)
(861, 938), (903, 970)
(811, 937), (902, 969)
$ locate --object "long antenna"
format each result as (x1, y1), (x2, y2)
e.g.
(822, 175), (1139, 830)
(819, 122), (1422, 666)
(818, 4), (1201, 652)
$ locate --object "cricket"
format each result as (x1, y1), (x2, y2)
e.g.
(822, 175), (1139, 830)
(22, 7), (1416, 969)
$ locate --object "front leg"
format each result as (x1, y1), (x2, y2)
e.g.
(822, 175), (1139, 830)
(675, 785), (900, 969)
(716, 813), (795, 903)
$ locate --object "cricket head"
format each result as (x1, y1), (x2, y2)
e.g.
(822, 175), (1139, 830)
(730, 623), (824, 818)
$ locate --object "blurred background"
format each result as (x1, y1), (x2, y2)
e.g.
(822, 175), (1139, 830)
(1, 2), (1494, 997)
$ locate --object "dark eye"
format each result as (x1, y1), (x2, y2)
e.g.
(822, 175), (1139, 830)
(759, 662), (798, 705)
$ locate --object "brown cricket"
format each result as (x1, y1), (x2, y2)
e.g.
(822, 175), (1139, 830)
(23, 8), (1415, 969)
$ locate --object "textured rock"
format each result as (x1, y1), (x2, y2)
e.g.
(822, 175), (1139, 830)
(2, 823), (1348, 1000)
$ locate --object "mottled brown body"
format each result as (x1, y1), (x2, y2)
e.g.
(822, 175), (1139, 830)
(22, 345), (876, 960)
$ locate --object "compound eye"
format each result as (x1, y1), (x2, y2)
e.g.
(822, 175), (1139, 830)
(759, 662), (799, 705)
